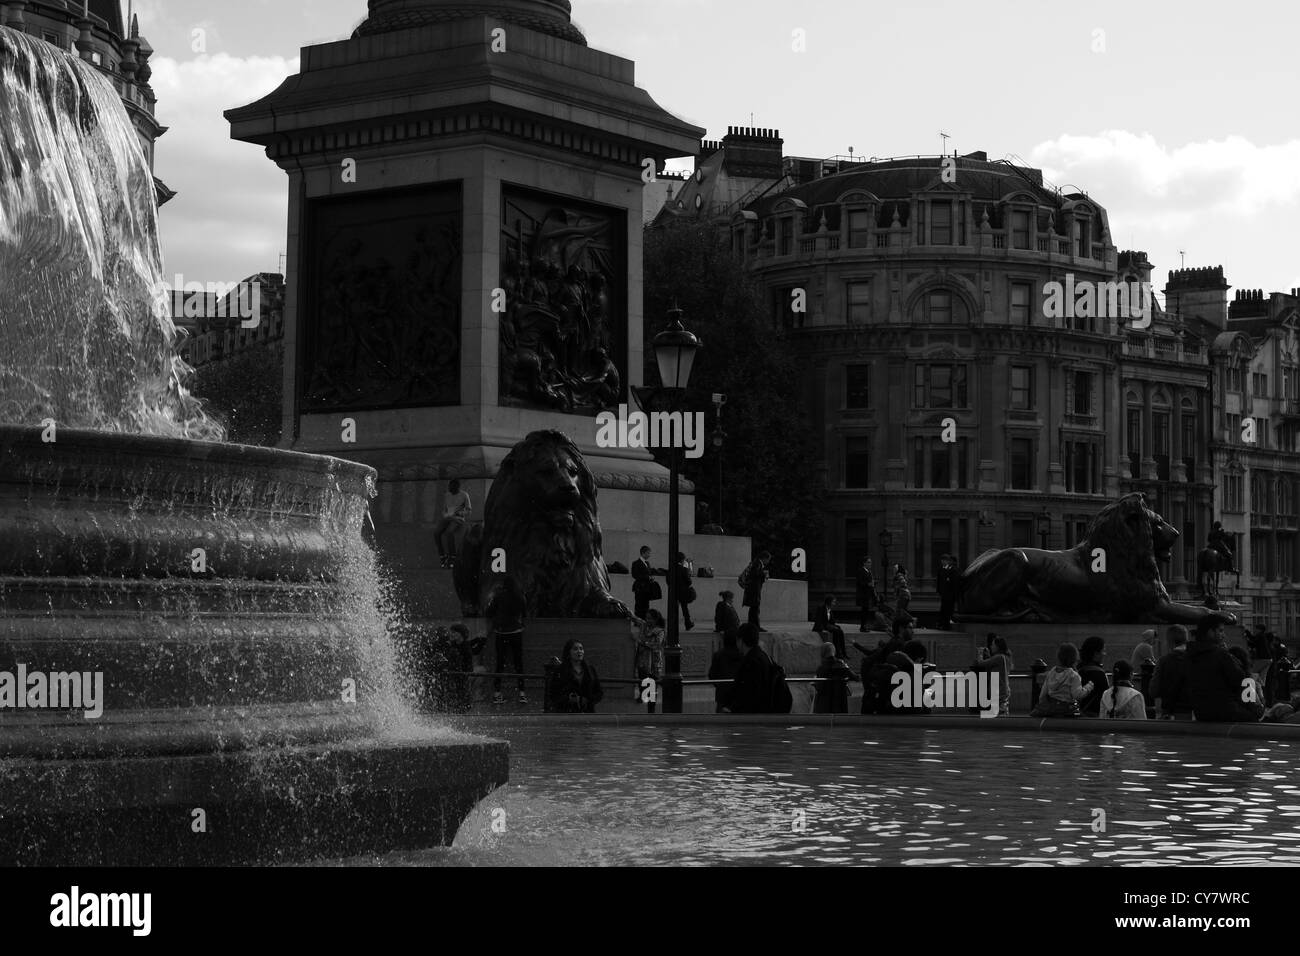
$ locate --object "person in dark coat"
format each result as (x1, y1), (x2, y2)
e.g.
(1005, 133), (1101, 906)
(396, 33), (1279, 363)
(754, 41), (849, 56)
(1077, 635), (1109, 717)
(936, 554), (958, 630)
(1150, 624), (1194, 718)
(813, 642), (854, 714)
(486, 574), (528, 705)
(631, 546), (656, 619)
(1186, 616), (1262, 722)
(730, 623), (774, 713)
(714, 590), (740, 635)
(708, 628), (745, 713)
(673, 551), (695, 631)
(855, 557), (877, 632)
(551, 639), (603, 713)
(813, 595), (846, 657)
(739, 552), (771, 631)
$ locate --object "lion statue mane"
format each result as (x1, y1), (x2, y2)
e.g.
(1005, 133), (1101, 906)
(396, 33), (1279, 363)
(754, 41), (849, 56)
(955, 492), (1235, 626)
(453, 430), (629, 619)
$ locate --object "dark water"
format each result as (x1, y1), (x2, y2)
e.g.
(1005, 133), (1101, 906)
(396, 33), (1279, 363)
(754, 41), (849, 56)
(348, 725), (1300, 866)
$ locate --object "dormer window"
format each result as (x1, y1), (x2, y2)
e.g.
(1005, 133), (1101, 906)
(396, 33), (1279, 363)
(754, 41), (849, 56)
(931, 201), (952, 244)
(847, 208), (872, 248)
(1074, 217), (1091, 257)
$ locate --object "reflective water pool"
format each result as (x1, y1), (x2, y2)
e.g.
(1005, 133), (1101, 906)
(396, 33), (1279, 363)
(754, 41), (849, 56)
(355, 725), (1300, 866)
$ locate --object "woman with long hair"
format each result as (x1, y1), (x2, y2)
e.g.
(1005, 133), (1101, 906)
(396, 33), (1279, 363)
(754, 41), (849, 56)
(551, 639), (603, 713)
(1100, 660), (1147, 719)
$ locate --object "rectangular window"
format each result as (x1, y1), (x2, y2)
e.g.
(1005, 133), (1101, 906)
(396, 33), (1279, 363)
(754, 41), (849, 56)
(1253, 372), (1269, 397)
(778, 218), (793, 256)
(912, 437), (925, 489)
(928, 290), (952, 324)
(1064, 441), (1099, 494)
(845, 365), (870, 409)
(1012, 210), (1031, 249)
(1259, 416), (1271, 449)
(1011, 282), (1031, 325)
(1228, 412), (1242, 444)
(1228, 367), (1244, 393)
(1010, 519), (1033, 548)
(844, 519), (869, 577)
(915, 364), (968, 408)
(848, 209), (872, 248)
(1225, 473), (1244, 512)
(1126, 408), (1141, 478)
(914, 518), (925, 581)
(1010, 438), (1034, 490)
(845, 437), (870, 488)
(846, 281), (871, 325)
(957, 438), (970, 489)
(1153, 412), (1170, 481)
(1074, 218), (1090, 257)
(1181, 413), (1197, 477)
(1073, 371), (1093, 415)
(1280, 535), (1294, 581)
(931, 201), (952, 245)
(931, 441), (952, 489)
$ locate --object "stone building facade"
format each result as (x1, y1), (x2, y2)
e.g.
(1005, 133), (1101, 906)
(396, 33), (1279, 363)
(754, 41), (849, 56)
(670, 141), (1227, 620)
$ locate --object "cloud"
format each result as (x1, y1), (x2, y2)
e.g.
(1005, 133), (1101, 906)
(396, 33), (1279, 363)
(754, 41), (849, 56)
(1030, 131), (1300, 229)
(147, 52), (299, 282)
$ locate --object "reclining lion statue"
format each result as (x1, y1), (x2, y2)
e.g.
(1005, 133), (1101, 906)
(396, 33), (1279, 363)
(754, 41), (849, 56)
(453, 429), (629, 619)
(955, 492), (1235, 626)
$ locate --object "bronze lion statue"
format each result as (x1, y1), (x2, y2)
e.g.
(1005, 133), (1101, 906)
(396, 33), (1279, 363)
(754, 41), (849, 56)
(955, 493), (1235, 626)
(453, 430), (629, 619)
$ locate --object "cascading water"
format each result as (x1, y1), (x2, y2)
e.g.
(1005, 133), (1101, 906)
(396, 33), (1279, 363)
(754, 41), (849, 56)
(0, 25), (506, 865)
(0, 26), (217, 437)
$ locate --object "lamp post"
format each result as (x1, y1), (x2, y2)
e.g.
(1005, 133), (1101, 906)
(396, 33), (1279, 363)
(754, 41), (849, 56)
(878, 528), (893, 599)
(653, 305), (700, 715)
(1037, 508), (1051, 550)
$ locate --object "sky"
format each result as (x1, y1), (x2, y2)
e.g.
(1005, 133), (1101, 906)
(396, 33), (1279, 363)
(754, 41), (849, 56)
(127, 0), (1300, 298)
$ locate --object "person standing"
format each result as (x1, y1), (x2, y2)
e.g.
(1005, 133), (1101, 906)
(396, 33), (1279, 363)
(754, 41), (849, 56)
(634, 609), (666, 709)
(714, 589), (740, 636)
(673, 551), (696, 631)
(855, 557), (877, 632)
(730, 623), (774, 714)
(936, 554), (958, 630)
(631, 546), (658, 619)
(813, 595), (846, 658)
(1150, 625), (1194, 719)
(708, 629), (745, 713)
(486, 574), (528, 705)
(891, 565), (912, 617)
(433, 479), (472, 568)
(739, 551), (771, 631)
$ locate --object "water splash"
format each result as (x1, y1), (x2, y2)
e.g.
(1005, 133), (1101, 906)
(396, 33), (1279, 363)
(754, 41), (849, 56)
(0, 25), (219, 438)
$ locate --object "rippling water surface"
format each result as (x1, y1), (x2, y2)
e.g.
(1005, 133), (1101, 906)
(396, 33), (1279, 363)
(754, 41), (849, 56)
(357, 725), (1300, 866)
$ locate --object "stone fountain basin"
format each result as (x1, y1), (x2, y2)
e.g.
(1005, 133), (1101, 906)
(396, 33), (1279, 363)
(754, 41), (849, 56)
(0, 425), (507, 864)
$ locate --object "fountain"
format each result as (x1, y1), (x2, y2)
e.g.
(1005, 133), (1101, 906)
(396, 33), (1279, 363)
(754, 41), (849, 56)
(0, 25), (506, 865)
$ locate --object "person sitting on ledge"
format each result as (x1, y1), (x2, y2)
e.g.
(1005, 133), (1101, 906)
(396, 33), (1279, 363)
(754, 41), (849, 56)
(551, 639), (603, 714)
(1186, 616), (1264, 723)
(1100, 660), (1146, 720)
(813, 594), (846, 658)
(1076, 636), (1109, 718)
(813, 642), (854, 714)
(1150, 625), (1194, 719)
(714, 589), (740, 636)
(1031, 643), (1094, 718)
(971, 634), (1013, 716)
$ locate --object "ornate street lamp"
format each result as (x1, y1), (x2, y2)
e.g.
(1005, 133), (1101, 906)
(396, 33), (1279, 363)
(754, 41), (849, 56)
(879, 528), (893, 598)
(1036, 508), (1052, 550)
(653, 305), (700, 714)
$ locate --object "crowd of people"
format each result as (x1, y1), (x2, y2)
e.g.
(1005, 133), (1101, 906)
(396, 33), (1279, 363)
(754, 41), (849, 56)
(416, 493), (1300, 724)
